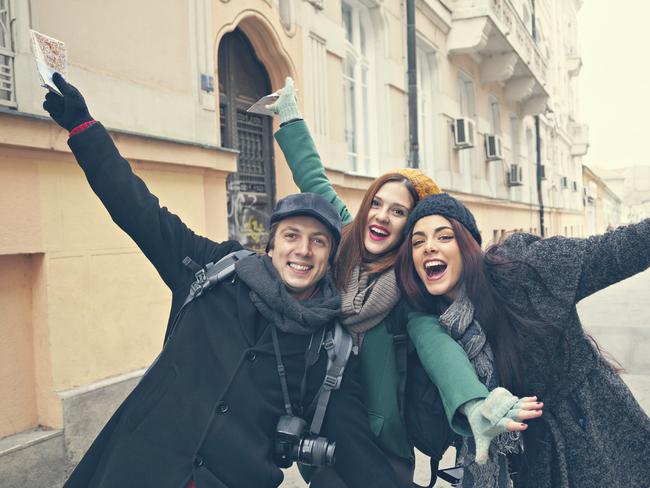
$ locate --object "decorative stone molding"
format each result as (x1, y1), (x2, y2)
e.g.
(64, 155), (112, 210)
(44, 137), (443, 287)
(480, 52), (517, 83)
(504, 76), (534, 102)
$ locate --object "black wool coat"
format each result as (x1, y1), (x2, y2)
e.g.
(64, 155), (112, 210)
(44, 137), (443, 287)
(63, 123), (399, 488)
(489, 221), (650, 488)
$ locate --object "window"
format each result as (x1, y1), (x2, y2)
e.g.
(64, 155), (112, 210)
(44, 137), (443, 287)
(416, 45), (438, 177)
(342, 1), (375, 174)
(0, 0), (15, 105)
(487, 96), (501, 195)
(457, 71), (476, 192)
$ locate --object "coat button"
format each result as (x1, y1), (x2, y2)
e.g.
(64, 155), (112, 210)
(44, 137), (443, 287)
(194, 456), (204, 467)
(247, 351), (257, 362)
(217, 401), (229, 414)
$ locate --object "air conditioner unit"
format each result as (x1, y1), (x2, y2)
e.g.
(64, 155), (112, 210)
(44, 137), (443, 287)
(485, 134), (503, 160)
(508, 164), (523, 186)
(453, 118), (476, 148)
(539, 164), (547, 180)
(561, 176), (569, 189)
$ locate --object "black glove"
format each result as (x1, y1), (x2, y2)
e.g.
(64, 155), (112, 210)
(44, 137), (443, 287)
(42, 72), (94, 131)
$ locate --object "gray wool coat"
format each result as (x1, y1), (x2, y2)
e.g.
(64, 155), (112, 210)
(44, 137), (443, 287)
(488, 219), (650, 488)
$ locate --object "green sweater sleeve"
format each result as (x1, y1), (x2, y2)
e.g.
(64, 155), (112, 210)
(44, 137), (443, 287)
(407, 312), (489, 436)
(275, 120), (354, 226)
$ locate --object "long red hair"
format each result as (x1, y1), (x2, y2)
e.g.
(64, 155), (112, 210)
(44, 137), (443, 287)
(334, 173), (418, 290)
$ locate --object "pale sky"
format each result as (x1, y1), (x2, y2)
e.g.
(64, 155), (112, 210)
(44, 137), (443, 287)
(578, 1), (650, 169)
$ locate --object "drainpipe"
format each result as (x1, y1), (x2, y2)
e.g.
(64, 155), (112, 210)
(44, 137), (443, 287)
(535, 115), (545, 237)
(406, 0), (419, 168)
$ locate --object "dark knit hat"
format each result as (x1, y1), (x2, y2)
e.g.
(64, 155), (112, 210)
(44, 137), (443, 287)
(406, 193), (482, 245)
(270, 192), (342, 253)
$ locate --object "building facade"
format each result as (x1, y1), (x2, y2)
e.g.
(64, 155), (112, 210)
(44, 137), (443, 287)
(0, 0), (589, 485)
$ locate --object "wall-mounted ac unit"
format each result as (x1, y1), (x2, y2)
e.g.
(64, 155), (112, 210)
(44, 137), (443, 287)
(485, 134), (503, 160)
(539, 164), (547, 180)
(453, 118), (476, 148)
(508, 164), (523, 186)
(561, 176), (569, 189)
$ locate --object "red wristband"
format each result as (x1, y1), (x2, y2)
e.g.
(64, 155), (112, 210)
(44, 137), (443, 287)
(69, 120), (98, 137)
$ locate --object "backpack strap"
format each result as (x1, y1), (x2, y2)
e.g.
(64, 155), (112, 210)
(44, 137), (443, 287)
(309, 323), (354, 435)
(182, 249), (256, 307)
(164, 249), (256, 344)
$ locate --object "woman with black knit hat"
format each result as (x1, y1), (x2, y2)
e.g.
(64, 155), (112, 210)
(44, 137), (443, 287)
(267, 78), (542, 487)
(396, 193), (650, 487)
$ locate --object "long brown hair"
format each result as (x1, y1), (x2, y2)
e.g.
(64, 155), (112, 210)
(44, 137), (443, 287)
(334, 173), (418, 290)
(396, 218), (558, 395)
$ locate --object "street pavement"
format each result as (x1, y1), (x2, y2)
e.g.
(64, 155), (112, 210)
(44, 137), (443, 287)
(282, 269), (650, 487)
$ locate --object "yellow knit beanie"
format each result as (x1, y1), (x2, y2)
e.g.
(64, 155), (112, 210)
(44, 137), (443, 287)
(391, 168), (441, 200)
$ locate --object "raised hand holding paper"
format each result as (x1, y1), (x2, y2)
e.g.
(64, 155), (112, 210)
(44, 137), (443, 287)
(29, 30), (67, 96)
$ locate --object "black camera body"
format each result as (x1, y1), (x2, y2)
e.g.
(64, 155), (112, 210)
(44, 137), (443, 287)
(274, 415), (336, 468)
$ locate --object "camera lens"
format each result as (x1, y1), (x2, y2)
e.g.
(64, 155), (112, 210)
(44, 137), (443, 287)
(299, 436), (336, 466)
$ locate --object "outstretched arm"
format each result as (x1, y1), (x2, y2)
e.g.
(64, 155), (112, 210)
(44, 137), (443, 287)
(407, 313), (542, 464)
(500, 219), (650, 306)
(270, 78), (353, 225)
(43, 74), (239, 291)
(574, 219), (650, 302)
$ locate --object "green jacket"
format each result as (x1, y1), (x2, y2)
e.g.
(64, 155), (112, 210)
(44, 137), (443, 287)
(275, 120), (487, 460)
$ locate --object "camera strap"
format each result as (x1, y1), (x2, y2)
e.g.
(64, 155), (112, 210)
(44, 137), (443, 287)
(309, 323), (353, 435)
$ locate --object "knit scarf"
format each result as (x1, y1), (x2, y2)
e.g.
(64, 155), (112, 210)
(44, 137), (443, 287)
(340, 265), (400, 346)
(439, 284), (522, 488)
(235, 254), (341, 335)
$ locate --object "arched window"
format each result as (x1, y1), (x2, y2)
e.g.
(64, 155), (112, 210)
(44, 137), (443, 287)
(342, 0), (376, 174)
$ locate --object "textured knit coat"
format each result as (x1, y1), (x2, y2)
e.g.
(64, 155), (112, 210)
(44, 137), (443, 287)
(275, 120), (488, 465)
(487, 223), (650, 487)
(63, 123), (400, 488)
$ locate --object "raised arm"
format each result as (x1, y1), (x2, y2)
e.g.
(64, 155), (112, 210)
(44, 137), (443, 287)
(270, 78), (353, 225)
(44, 74), (239, 291)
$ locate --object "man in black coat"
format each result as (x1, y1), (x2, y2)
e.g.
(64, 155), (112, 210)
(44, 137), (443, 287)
(44, 74), (400, 488)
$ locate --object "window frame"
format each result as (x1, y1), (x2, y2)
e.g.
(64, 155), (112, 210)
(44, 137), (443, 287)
(0, 0), (16, 107)
(341, 0), (377, 175)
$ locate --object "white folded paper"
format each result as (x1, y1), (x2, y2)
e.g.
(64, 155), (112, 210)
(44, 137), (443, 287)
(247, 92), (280, 116)
(29, 30), (67, 96)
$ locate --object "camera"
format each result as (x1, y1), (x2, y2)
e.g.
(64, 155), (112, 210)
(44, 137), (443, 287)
(274, 415), (336, 468)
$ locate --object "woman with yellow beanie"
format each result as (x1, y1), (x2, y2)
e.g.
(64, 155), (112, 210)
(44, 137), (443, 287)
(268, 78), (540, 487)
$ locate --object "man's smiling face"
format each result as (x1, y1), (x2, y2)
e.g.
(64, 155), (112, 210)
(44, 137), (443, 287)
(268, 215), (332, 300)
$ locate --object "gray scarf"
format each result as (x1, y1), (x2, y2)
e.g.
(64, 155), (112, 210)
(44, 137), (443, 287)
(439, 284), (521, 488)
(235, 254), (341, 335)
(340, 265), (400, 346)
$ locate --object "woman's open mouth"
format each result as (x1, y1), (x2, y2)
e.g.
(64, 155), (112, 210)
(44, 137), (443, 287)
(424, 259), (447, 280)
(368, 225), (390, 241)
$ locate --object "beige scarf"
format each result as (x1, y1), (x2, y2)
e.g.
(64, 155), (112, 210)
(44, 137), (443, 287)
(340, 265), (400, 346)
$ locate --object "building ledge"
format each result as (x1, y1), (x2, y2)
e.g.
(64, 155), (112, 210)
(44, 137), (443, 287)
(447, 0), (548, 114)
(0, 427), (62, 457)
(0, 108), (238, 173)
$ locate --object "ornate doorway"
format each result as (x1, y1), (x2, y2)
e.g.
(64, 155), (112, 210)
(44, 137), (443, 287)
(218, 28), (275, 251)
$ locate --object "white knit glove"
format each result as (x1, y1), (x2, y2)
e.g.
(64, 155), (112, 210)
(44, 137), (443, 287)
(460, 387), (525, 464)
(266, 76), (301, 123)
